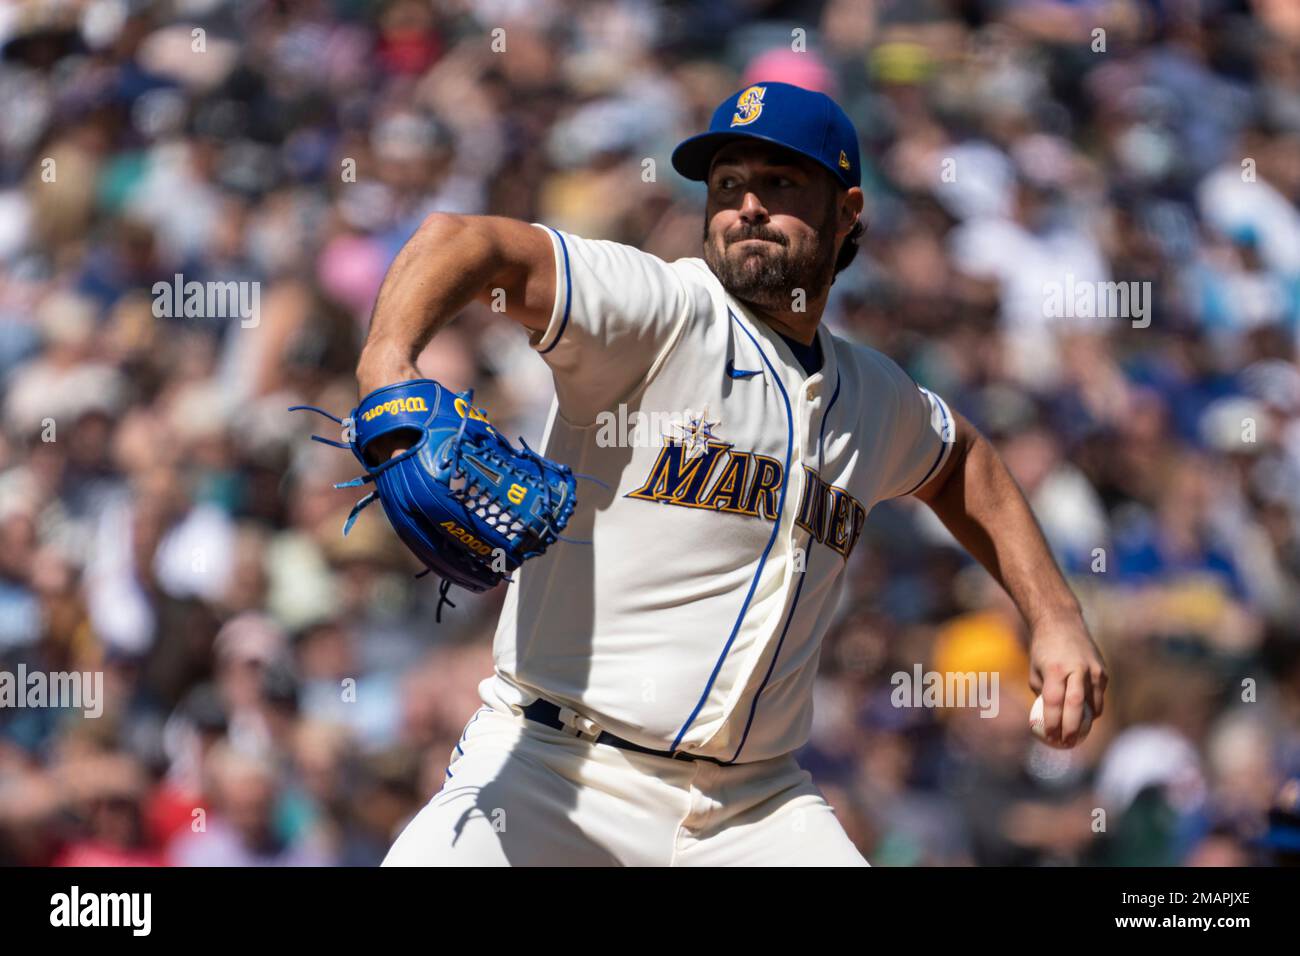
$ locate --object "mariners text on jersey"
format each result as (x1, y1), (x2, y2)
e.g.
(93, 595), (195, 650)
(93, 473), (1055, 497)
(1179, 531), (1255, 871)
(626, 440), (868, 559)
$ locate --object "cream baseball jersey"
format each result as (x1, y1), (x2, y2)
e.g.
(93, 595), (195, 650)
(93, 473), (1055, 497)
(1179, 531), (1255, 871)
(486, 225), (954, 764)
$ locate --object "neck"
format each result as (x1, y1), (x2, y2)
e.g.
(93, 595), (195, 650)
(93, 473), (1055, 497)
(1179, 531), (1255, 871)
(741, 294), (827, 344)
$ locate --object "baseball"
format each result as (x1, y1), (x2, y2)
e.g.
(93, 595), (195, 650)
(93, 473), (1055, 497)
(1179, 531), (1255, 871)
(1029, 693), (1092, 748)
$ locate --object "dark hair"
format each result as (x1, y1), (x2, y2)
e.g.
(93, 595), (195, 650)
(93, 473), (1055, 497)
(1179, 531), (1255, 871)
(833, 218), (865, 280)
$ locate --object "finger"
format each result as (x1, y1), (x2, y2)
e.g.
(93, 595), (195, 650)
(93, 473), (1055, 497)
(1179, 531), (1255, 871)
(364, 433), (412, 465)
(1090, 665), (1108, 719)
(1040, 667), (1067, 745)
(1060, 669), (1086, 745)
(1028, 659), (1046, 695)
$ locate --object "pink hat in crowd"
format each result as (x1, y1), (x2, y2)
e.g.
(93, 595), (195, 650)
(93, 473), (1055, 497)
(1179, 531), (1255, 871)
(741, 48), (835, 96)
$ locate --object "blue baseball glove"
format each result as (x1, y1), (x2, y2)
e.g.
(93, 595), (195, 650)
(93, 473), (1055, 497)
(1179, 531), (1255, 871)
(291, 379), (577, 618)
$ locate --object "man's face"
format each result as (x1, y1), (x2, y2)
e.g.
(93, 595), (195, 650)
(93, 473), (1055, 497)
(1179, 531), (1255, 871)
(702, 141), (845, 310)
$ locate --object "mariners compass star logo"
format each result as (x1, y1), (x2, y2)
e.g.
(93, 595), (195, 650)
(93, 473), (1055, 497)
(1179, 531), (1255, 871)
(670, 406), (725, 461)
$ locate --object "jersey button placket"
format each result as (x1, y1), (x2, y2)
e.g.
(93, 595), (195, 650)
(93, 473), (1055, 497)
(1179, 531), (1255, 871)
(800, 386), (822, 470)
(793, 384), (819, 561)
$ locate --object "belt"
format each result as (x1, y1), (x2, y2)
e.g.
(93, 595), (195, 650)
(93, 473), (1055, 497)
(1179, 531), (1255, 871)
(521, 698), (728, 766)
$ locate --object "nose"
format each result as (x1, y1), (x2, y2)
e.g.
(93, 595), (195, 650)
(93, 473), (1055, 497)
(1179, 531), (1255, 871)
(737, 191), (769, 226)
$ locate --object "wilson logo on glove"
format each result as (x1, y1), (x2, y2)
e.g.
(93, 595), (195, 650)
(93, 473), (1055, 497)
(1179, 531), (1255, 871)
(291, 379), (578, 620)
(360, 396), (429, 422)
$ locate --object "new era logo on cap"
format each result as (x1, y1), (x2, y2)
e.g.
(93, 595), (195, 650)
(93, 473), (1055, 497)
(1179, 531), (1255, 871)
(671, 81), (861, 190)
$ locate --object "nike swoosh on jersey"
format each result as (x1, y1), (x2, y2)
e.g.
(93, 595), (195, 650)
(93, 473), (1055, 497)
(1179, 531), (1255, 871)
(726, 360), (762, 380)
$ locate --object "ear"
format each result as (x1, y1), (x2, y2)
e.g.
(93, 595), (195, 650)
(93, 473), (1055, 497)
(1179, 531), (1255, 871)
(838, 187), (866, 240)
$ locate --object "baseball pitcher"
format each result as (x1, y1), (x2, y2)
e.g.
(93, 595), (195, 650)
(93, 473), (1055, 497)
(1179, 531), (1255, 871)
(343, 82), (1107, 866)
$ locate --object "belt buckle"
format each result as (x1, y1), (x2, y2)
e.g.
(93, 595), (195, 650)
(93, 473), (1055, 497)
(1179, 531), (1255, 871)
(556, 705), (601, 741)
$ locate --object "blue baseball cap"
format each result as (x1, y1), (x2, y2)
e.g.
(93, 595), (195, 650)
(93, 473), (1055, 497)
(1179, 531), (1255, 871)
(672, 81), (861, 190)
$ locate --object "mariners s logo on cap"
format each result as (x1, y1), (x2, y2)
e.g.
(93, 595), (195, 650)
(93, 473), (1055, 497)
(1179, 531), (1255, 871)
(730, 86), (767, 127)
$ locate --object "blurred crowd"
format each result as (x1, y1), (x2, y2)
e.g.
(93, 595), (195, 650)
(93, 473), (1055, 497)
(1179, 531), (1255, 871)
(2, 0), (1299, 866)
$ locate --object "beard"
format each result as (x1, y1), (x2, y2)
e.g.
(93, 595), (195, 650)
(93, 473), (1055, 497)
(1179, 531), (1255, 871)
(703, 217), (837, 311)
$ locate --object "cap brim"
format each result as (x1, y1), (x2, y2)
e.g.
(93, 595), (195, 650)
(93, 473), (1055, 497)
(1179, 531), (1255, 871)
(671, 131), (837, 184)
(672, 132), (748, 181)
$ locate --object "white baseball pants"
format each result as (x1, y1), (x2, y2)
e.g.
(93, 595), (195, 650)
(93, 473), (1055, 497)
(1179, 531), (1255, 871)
(382, 693), (868, 867)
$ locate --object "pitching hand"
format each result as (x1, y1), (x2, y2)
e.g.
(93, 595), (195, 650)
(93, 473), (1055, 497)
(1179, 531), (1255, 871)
(1027, 612), (1107, 748)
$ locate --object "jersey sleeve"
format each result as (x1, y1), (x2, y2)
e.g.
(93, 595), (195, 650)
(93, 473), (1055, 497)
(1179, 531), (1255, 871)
(529, 224), (693, 424)
(870, 352), (956, 501)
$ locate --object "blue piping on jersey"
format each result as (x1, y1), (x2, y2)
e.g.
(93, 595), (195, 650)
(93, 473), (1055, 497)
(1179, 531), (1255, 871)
(448, 706), (489, 779)
(669, 310), (795, 755)
(538, 227), (573, 356)
(729, 547), (810, 764)
(901, 388), (951, 497)
(728, 371), (841, 764)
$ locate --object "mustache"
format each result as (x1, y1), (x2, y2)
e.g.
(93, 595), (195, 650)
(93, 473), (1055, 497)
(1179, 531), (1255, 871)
(721, 225), (788, 247)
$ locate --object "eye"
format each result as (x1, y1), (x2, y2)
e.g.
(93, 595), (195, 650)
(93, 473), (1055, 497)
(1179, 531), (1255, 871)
(773, 175), (795, 188)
